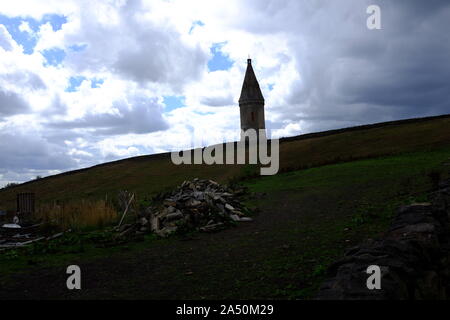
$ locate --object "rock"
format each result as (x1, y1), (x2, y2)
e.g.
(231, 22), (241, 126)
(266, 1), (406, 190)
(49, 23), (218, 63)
(186, 199), (202, 207)
(156, 226), (178, 238)
(158, 208), (170, 219)
(216, 197), (226, 204)
(2, 223), (21, 229)
(119, 223), (132, 232)
(225, 203), (234, 211)
(192, 192), (205, 200)
(415, 271), (442, 299)
(126, 178), (253, 238)
(139, 217), (148, 226)
(230, 214), (240, 222)
(119, 226), (135, 237)
(150, 216), (160, 232)
(166, 211), (184, 221)
(164, 200), (177, 207)
(167, 206), (176, 213)
(200, 222), (224, 232)
(229, 214), (252, 222)
(391, 222), (435, 235)
(316, 180), (450, 300)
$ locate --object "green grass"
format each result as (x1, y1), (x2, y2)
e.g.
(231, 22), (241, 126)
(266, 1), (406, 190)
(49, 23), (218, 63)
(0, 147), (448, 298)
(236, 147), (450, 299)
(0, 229), (170, 277)
(1, 115), (450, 299)
(245, 147), (450, 193)
(0, 115), (449, 211)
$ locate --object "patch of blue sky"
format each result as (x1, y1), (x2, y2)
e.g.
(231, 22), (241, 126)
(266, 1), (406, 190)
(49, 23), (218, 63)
(0, 14), (39, 54)
(91, 78), (104, 88)
(0, 14), (67, 54)
(42, 14), (67, 31)
(195, 111), (214, 116)
(42, 48), (66, 66)
(207, 42), (233, 72)
(69, 43), (88, 52)
(268, 83), (274, 91)
(189, 20), (204, 34)
(163, 95), (185, 112)
(66, 76), (87, 92)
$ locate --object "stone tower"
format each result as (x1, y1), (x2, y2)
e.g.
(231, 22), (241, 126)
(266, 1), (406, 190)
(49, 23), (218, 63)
(239, 58), (265, 136)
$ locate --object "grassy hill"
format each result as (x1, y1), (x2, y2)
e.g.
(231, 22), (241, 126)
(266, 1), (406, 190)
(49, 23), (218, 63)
(1, 135), (450, 299)
(1, 114), (450, 211)
(1, 114), (450, 299)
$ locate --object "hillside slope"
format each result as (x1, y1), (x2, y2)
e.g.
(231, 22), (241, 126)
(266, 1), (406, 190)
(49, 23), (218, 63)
(1, 114), (450, 210)
(2, 143), (449, 299)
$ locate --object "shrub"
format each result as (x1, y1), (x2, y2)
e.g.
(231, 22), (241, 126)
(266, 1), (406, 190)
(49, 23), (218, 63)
(2, 182), (19, 189)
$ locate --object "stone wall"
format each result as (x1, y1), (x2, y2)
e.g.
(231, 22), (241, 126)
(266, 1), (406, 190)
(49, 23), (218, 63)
(316, 180), (450, 300)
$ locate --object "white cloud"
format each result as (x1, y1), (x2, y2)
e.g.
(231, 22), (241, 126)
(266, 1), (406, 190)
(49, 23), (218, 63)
(0, 0), (75, 20)
(0, 0), (449, 186)
(18, 21), (33, 34)
(0, 24), (15, 51)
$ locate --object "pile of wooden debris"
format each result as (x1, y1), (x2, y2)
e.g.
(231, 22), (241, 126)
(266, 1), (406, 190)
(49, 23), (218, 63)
(0, 222), (65, 250)
(117, 179), (253, 238)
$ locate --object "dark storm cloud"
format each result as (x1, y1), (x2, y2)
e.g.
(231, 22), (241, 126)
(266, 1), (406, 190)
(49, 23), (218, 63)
(42, 94), (67, 116)
(0, 89), (29, 116)
(49, 97), (169, 135)
(113, 29), (207, 87)
(245, 0), (450, 132)
(200, 95), (233, 107)
(64, 0), (208, 91)
(0, 132), (76, 171)
(2, 0), (449, 185)
(42, 129), (81, 145)
(0, 71), (45, 118)
(0, 71), (46, 90)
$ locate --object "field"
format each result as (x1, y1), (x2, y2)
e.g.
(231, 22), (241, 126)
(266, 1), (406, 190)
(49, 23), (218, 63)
(0, 114), (449, 299)
(0, 114), (449, 209)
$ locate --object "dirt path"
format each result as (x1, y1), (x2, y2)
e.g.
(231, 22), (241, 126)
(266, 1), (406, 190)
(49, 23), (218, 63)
(0, 190), (366, 300)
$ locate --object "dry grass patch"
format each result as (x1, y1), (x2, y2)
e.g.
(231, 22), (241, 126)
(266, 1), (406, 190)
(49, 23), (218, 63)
(35, 199), (118, 230)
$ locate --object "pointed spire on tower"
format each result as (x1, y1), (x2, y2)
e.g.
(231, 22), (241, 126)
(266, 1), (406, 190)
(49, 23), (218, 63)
(239, 58), (265, 105)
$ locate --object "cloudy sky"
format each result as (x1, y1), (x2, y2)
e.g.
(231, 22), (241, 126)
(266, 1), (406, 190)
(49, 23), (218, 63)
(0, 0), (449, 186)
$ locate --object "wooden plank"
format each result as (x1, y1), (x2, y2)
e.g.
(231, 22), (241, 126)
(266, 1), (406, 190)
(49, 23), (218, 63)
(117, 193), (135, 228)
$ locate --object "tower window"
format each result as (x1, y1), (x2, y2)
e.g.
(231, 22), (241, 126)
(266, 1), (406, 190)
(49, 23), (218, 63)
(251, 111), (255, 122)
